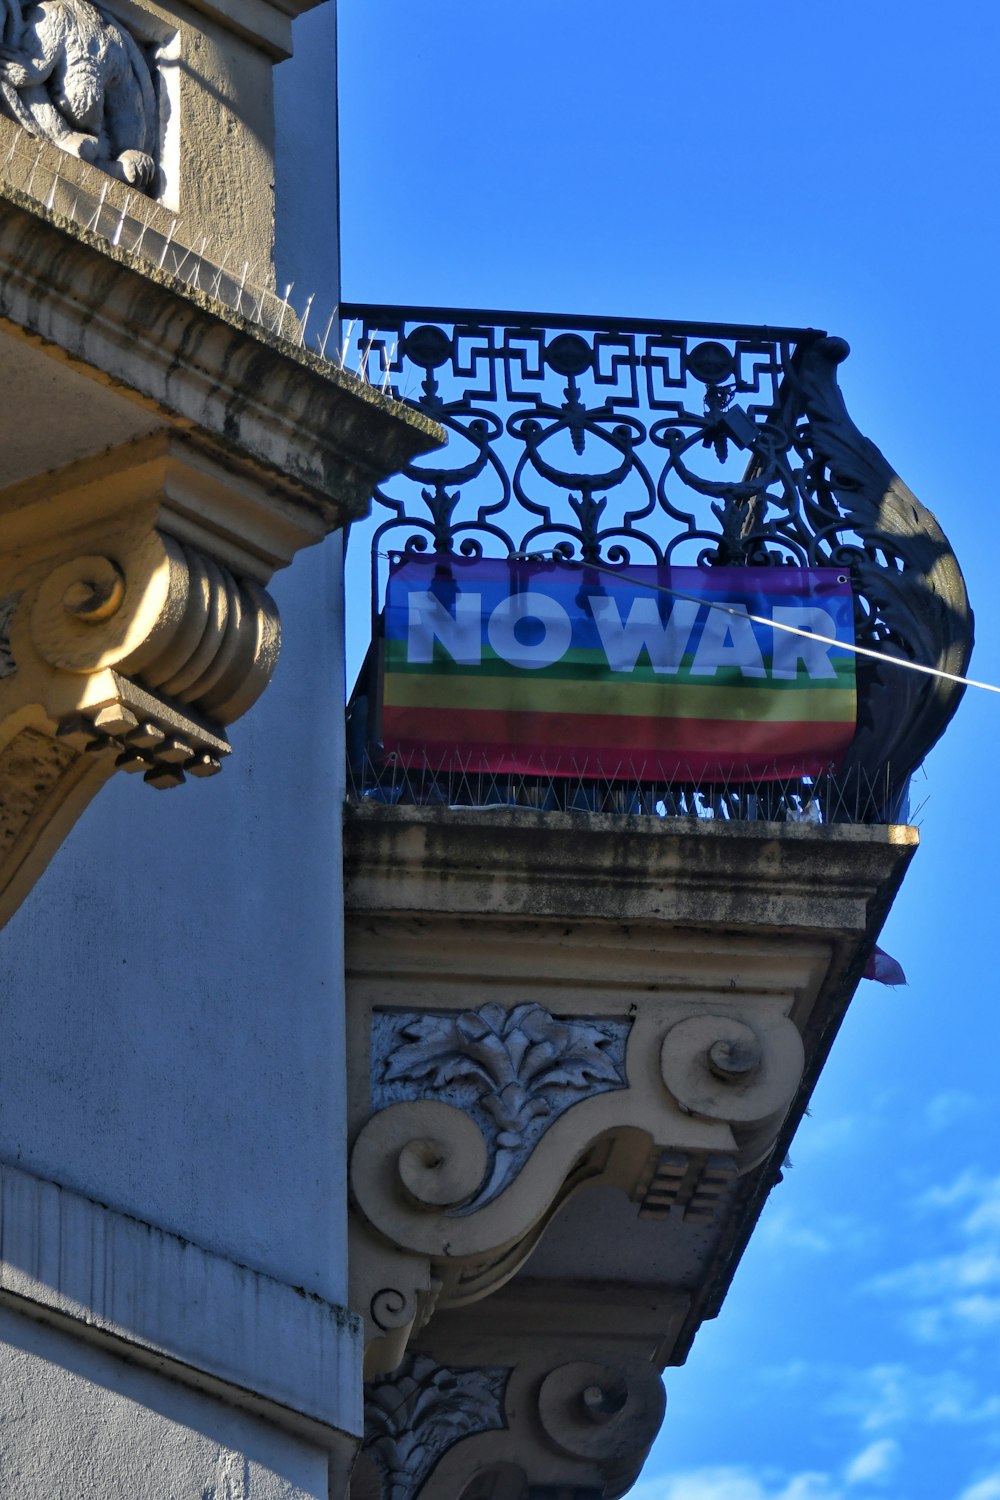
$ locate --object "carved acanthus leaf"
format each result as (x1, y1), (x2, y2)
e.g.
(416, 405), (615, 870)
(364, 1355), (509, 1500)
(374, 1003), (629, 1209)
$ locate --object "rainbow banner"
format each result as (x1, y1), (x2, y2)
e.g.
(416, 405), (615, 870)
(381, 554), (857, 781)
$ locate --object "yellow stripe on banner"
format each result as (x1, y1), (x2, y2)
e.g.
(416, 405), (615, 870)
(381, 671), (858, 725)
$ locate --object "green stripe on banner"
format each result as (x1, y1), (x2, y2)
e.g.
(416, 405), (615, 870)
(383, 675), (857, 724)
(383, 641), (858, 689)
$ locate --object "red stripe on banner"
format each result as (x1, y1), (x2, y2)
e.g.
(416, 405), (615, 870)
(382, 705), (855, 780)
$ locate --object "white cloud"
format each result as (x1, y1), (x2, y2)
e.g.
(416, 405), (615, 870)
(756, 1206), (838, 1256)
(957, 1478), (1000, 1500)
(923, 1090), (981, 1132)
(866, 1168), (1000, 1343)
(756, 1205), (872, 1259)
(914, 1169), (1000, 1221)
(872, 1247), (1000, 1302)
(843, 1439), (898, 1485)
(629, 1449), (914, 1500)
(627, 1468), (842, 1500)
(793, 1111), (860, 1158)
(964, 1180), (1000, 1237)
(823, 1362), (1000, 1433)
(952, 1294), (1000, 1326)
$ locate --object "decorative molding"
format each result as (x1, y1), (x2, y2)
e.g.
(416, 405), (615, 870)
(0, 1159), (364, 1452)
(373, 1003), (629, 1211)
(0, 1), (157, 189)
(363, 1355), (509, 1500)
(353, 1004), (802, 1254)
(535, 1360), (664, 1468)
(659, 1011), (806, 1168)
(636, 1148), (739, 1224)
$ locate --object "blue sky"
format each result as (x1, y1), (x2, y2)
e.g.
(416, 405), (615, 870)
(337, 5), (1000, 1497)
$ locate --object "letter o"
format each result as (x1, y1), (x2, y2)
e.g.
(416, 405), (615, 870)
(487, 592), (573, 669)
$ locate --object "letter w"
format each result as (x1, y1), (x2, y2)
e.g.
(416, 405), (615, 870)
(590, 595), (701, 674)
(406, 591), (482, 665)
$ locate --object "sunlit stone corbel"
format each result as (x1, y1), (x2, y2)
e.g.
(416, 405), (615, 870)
(0, 169), (442, 927)
(0, 436), (290, 919)
(0, 397), (436, 929)
(349, 994), (805, 1371)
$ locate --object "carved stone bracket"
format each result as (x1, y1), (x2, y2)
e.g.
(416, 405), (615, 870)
(353, 1352), (664, 1500)
(0, 172), (442, 927)
(345, 802), (924, 1496)
(351, 996), (804, 1372)
(0, 440), (288, 922)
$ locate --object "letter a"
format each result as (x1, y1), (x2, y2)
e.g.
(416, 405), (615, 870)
(690, 603), (767, 678)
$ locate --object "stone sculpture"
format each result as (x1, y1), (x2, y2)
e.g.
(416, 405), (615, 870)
(0, 0), (157, 188)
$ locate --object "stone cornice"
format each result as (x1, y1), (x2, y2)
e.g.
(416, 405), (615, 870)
(0, 183), (442, 527)
(344, 803), (918, 933)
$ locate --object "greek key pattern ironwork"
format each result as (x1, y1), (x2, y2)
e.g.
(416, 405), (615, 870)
(344, 304), (973, 798)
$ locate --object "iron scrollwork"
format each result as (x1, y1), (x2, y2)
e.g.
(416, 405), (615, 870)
(344, 304), (973, 805)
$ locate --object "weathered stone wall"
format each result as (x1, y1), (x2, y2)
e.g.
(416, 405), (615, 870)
(0, 1307), (329, 1500)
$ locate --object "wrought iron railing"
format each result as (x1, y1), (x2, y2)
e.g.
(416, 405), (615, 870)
(343, 304), (973, 821)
